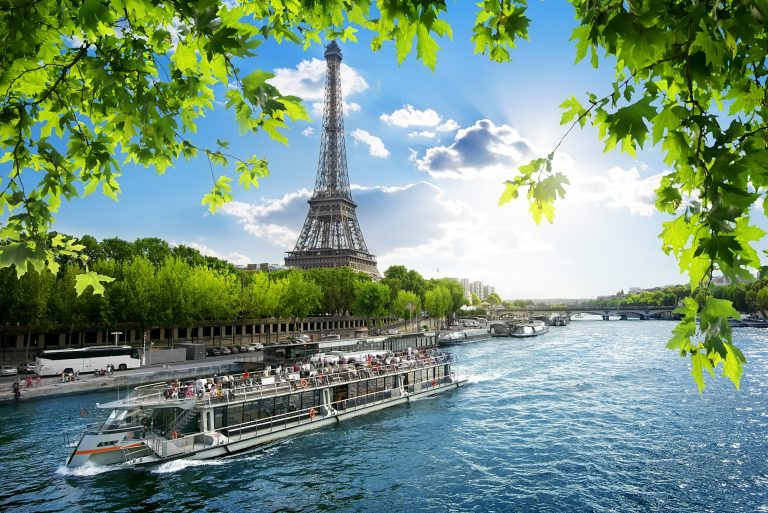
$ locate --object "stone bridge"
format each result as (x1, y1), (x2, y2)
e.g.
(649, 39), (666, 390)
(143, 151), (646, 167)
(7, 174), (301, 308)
(496, 306), (678, 321)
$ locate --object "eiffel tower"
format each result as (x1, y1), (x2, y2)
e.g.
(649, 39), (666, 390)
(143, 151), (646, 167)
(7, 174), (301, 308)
(285, 41), (380, 278)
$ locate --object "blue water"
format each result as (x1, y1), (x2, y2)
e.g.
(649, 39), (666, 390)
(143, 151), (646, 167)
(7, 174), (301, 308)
(1, 321), (767, 513)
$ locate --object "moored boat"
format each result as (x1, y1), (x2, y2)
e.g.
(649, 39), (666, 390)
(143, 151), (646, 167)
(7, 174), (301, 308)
(509, 324), (537, 338)
(66, 347), (467, 467)
(437, 328), (489, 346)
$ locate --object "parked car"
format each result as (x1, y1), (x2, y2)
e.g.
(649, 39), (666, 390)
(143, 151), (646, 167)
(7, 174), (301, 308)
(220, 347), (232, 355)
(238, 345), (248, 353)
(18, 362), (36, 374)
(248, 343), (264, 351)
(207, 348), (221, 357)
(0, 365), (18, 376)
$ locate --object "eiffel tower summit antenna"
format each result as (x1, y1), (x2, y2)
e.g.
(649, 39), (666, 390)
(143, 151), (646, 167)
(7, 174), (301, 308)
(284, 41), (380, 278)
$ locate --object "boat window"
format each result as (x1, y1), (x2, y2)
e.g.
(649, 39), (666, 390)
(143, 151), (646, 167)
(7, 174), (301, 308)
(258, 398), (274, 419)
(274, 396), (288, 417)
(214, 408), (224, 428)
(288, 394), (301, 413)
(300, 391), (314, 410)
(226, 404), (243, 427)
(103, 409), (128, 430)
(243, 402), (259, 423)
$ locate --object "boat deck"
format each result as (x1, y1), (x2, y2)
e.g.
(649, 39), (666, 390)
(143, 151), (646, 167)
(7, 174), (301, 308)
(103, 351), (456, 410)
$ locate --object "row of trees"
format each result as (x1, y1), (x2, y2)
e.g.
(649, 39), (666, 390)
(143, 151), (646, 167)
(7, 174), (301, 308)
(0, 236), (471, 347)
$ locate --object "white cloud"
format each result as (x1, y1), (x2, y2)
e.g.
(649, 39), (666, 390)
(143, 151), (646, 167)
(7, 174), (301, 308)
(350, 129), (390, 158)
(240, 224), (298, 248)
(570, 166), (665, 216)
(414, 119), (536, 180)
(301, 127), (315, 137)
(269, 58), (367, 117)
(181, 242), (251, 266)
(437, 119), (459, 132)
(380, 105), (442, 127)
(408, 130), (436, 139)
(219, 190), (311, 248)
(414, 118), (661, 217)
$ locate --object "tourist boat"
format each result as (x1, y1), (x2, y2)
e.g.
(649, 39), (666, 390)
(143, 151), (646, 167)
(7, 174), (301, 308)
(65, 348), (467, 467)
(508, 324), (537, 338)
(531, 320), (549, 335)
(437, 328), (489, 346)
(550, 314), (571, 326)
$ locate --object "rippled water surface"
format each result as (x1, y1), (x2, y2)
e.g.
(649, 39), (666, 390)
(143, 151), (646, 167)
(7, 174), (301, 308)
(2, 321), (768, 512)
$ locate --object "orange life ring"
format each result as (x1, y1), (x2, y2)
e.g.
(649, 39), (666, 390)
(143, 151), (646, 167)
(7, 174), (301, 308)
(300, 378), (308, 388)
(431, 379), (437, 387)
(308, 408), (316, 419)
(171, 431), (179, 439)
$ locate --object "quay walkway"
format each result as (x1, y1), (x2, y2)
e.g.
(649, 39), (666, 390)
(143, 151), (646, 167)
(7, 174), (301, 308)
(0, 357), (244, 405)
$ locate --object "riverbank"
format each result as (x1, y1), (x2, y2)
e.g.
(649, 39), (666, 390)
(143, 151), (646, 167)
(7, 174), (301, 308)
(0, 359), (244, 405)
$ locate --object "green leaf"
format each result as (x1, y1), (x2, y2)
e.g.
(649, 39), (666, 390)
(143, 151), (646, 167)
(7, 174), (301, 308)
(700, 296), (740, 327)
(498, 181), (520, 206)
(172, 38), (197, 74)
(242, 70), (275, 95)
(416, 24), (439, 70)
(529, 200), (555, 224)
(651, 107), (681, 145)
(722, 342), (745, 390)
(0, 242), (35, 277)
(690, 351), (710, 393)
(560, 96), (587, 126)
(75, 270), (115, 296)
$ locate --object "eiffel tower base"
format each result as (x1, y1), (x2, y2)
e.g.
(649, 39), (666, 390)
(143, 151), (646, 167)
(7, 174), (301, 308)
(285, 249), (380, 279)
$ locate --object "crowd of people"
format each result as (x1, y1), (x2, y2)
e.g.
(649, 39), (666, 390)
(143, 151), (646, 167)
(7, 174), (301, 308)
(157, 347), (447, 402)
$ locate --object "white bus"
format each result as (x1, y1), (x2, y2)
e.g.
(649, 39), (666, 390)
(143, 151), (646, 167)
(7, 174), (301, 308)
(35, 346), (141, 376)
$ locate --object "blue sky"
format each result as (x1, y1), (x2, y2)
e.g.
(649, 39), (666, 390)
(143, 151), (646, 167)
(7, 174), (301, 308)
(53, 2), (689, 299)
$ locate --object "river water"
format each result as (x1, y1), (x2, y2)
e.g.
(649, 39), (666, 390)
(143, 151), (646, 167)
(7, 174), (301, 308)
(1, 320), (767, 513)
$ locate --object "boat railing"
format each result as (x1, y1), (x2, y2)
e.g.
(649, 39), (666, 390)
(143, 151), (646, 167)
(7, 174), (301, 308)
(119, 352), (457, 408)
(123, 382), (176, 404)
(195, 352), (456, 408)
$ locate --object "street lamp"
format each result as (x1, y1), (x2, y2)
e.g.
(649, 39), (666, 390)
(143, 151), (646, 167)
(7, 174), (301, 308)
(110, 331), (123, 346)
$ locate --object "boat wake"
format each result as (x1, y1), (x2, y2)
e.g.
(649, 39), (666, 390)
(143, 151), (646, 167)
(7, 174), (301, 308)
(152, 458), (227, 474)
(56, 461), (127, 477)
(467, 372), (498, 384)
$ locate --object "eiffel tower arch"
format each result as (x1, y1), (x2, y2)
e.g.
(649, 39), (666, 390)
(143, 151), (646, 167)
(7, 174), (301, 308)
(285, 41), (380, 279)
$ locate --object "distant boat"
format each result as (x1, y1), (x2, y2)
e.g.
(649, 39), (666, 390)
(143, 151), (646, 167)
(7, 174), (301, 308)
(438, 328), (490, 346)
(509, 324), (536, 338)
(550, 314), (570, 326)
